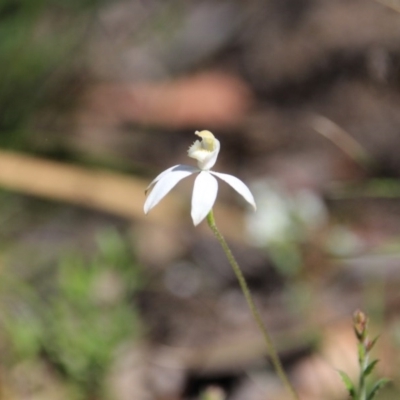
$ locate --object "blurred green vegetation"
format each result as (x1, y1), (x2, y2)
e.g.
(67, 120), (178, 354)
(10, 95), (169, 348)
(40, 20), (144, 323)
(0, 227), (142, 399)
(0, 0), (103, 149)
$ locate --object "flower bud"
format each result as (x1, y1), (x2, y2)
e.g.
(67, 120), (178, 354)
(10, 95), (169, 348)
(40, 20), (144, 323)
(353, 309), (368, 342)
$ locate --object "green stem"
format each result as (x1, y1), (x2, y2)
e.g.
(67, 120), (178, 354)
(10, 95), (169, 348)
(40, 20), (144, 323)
(206, 210), (299, 400)
(359, 348), (368, 400)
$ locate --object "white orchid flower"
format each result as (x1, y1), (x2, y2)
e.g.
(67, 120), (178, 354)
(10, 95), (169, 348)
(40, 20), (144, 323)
(144, 130), (256, 225)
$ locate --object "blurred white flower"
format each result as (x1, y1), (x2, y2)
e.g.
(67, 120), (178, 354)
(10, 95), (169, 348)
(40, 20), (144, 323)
(144, 130), (256, 225)
(246, 181), (327, 246)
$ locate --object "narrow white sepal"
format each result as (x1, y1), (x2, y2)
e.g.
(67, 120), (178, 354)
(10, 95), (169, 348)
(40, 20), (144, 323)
(191, 171), (218, 225)
(211, 171), (256, 210)
(145, 164), (198, 194)
(145, 164), (180, 195)
(144, 165), (197, 214)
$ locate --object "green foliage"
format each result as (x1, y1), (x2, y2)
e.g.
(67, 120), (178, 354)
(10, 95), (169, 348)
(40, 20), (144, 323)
(367, 379), (391, 400)
(0, 0), (100, 148)
(364, 360), (380, 377)
(338, 370), (356, 398)
(338, 310), (390, 400)
(1, 229), (142, 399)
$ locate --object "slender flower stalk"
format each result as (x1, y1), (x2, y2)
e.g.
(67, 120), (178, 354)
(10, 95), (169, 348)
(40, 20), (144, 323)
(144, 130), (299, 399)
(207, 210), (299, 400)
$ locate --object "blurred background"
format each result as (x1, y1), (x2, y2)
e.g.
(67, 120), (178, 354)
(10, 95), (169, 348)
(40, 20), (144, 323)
(1, 0), (400, 399)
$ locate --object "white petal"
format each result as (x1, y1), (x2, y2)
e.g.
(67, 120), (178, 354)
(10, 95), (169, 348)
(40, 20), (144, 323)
(211, 171), (256, 210)
(191, 171), (218, 226)
(144, 165), (197, 214)
(145, 164), (197, 194)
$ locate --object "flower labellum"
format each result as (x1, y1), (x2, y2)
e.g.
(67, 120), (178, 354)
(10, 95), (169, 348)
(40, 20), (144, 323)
(188, 130), (220, 170)
(144, 130), (256, 225)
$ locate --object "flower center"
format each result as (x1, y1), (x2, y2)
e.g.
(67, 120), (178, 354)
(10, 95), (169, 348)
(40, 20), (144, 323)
(188, 130), (220, 170)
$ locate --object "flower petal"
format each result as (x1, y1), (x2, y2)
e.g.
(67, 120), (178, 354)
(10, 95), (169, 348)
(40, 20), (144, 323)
(211, 171), (256, 210)
(145, 164), (197, 195)
(191, 171), (218, 225)
(144, 165), (197, 214)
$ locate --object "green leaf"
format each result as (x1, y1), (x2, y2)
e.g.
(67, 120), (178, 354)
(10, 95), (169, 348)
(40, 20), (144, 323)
(368, 335), (380, 351)
(364, 359), (379, 377)
(366, 378), (390, 400)
(338, 370), (356, 398)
